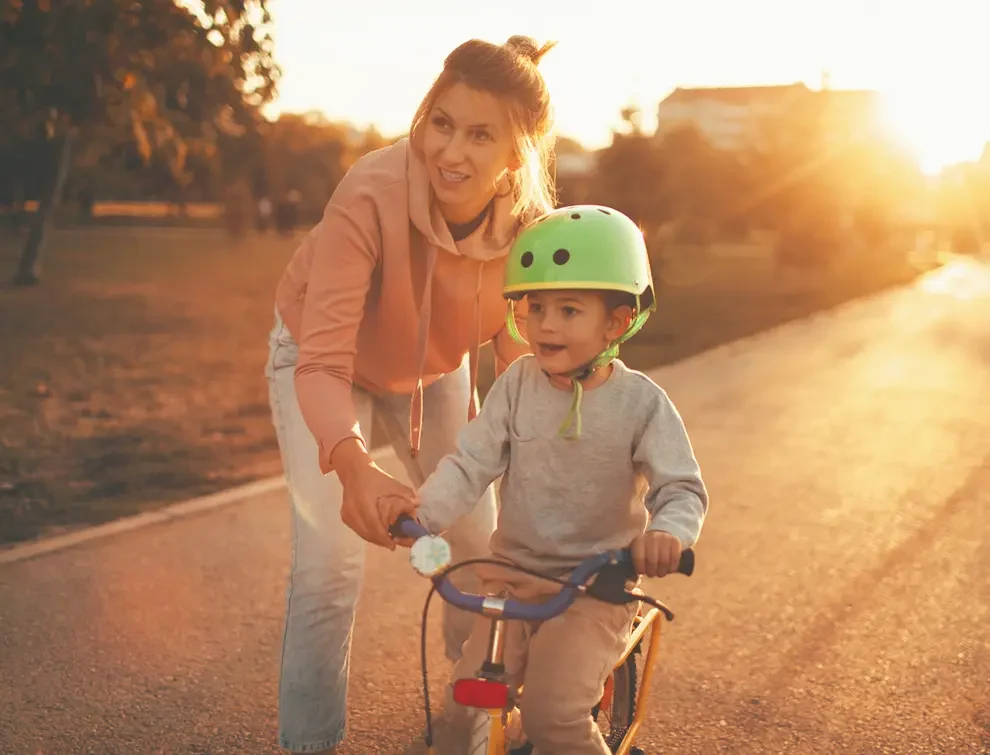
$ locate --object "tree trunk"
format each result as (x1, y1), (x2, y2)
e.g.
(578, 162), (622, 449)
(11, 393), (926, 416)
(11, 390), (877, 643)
(13, 128), (76, 286)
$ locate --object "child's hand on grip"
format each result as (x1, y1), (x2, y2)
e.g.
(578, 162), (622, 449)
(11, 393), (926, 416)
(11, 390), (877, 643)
(630, 530), (684, 578)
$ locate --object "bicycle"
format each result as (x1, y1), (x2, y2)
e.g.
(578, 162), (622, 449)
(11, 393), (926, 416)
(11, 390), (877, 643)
(389, 514), (695, 755)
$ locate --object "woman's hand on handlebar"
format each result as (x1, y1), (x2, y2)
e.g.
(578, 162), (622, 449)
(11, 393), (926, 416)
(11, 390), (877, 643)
(379, 496), (420, 548)
(333, 438), (418, 550)
(630, 530), (684, 578)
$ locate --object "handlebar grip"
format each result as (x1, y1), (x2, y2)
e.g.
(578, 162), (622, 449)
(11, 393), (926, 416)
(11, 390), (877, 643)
(614, 547), (695, 577)
(678, 548), (695, 577)
(389, 513), (429, 540)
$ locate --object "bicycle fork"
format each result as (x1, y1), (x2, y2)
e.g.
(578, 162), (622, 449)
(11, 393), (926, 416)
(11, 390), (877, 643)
(452, 603), (524, 754)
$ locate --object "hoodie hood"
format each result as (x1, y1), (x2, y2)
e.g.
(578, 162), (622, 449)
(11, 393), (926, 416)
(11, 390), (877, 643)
(406, 140), (523, 262)
(405, 139), (526, 458)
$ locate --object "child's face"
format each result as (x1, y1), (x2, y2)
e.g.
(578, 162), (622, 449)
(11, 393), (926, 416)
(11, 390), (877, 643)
(524, 290), (632, 376)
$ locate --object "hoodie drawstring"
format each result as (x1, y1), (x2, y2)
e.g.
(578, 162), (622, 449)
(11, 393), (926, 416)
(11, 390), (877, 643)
(409, 253), (486, 459)
(466, 262), (484, 423)
(409, 245), (437, 460)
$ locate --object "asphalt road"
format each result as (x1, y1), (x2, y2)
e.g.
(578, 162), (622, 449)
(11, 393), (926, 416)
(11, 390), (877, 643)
(2, 258), (989, 755)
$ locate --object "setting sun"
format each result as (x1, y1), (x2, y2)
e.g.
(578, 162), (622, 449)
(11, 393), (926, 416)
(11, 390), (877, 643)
(879, 89), (989, 175)
(266, 1), (990, 177)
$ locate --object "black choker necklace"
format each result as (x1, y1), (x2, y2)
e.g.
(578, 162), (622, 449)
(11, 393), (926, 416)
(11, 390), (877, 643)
(447, 198), (493, 241)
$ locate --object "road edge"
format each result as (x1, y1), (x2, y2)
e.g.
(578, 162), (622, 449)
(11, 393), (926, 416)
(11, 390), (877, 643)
(0, 450), (394, 566)
(1, 262), (946, 567)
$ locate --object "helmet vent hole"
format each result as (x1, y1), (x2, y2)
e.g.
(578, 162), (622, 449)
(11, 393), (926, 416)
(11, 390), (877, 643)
(570, 213), (581, 219)
(552, 248), (570, 265)
(520, 251), (534, 268)
(597, 208), (611, 215)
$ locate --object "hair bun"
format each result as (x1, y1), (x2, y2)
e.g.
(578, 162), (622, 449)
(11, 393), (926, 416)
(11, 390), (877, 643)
(504, 35), (556, 66)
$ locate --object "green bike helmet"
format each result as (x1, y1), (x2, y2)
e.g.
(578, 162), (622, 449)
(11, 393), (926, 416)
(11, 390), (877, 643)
(502, 205), (657, 439)
(505, 205), (654, 301)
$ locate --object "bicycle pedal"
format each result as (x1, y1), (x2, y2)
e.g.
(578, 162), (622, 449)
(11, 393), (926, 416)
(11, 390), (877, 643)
(629, 748), (645, 755)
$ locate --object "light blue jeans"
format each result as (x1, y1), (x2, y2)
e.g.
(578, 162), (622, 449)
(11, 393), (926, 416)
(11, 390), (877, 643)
(265, 311), (497, 753)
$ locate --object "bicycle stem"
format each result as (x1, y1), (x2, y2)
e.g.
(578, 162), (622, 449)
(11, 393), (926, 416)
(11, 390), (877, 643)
(484, 618), (506, 671)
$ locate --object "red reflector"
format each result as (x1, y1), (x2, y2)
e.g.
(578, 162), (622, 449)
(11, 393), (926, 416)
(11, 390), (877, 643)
(452, 677), (509, 709)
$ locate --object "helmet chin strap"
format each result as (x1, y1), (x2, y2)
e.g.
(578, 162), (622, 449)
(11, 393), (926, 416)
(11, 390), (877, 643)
(541, 343), (619, 439)
(545, 344), (617, 382)
(504, 296), (651, 440)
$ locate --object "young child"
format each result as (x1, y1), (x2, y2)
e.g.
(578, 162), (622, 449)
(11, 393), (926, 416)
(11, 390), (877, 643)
(383, 205), (708, 755)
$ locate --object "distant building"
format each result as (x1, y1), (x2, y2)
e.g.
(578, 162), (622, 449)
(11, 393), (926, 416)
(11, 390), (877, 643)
(655, 83), (810, 150)
(655, 82), (882, 151)
(815, 88), (883, 145)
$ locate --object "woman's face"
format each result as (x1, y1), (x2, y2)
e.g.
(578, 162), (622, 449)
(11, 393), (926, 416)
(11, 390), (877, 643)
(420, 82), (520, 224)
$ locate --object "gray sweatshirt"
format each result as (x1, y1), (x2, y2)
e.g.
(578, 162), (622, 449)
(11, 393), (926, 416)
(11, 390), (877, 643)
(416, 355), (708, 574)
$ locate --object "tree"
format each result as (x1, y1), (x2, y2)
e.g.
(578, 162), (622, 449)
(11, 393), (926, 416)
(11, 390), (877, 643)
(1, 0), (279, 285)
(241, 113), (399, 226)
(654, 124), (745, 243)
(935, 163), (989, 254)
(592, 106), (667, 234)
(746, 90), (925, 267)
(262, 112), (349, 221)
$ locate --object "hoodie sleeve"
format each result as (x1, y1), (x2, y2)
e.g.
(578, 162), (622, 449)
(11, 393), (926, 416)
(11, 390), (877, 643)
(416, 363), (516, 533)
(294, 192), (380, 474)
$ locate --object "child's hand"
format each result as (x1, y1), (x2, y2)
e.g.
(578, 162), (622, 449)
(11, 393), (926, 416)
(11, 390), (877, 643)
(377, 494), (420, 550)
(630, 530), (683, 578)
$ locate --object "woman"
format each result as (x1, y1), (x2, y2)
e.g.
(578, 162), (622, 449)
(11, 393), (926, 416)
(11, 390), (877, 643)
(265, 35), (558, 754)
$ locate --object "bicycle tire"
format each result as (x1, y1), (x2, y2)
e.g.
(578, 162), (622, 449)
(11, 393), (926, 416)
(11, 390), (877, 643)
(467, 708), (507, 755)
(470, 650), (638, 755)
(594, 650), (638, 752)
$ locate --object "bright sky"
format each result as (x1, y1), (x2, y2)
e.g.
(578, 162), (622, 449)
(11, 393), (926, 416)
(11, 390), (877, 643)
(266, 0), (990, 174)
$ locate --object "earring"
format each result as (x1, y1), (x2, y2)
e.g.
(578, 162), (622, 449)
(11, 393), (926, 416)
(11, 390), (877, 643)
(494, 171), (514, 198)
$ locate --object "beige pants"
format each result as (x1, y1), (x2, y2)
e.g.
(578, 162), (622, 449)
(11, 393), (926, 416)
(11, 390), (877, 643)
(451, 563), (639, 755)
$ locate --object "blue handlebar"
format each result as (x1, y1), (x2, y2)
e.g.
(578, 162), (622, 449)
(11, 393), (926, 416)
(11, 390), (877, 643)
(392, 514), (430, 540)
(390, 515), (692, 622)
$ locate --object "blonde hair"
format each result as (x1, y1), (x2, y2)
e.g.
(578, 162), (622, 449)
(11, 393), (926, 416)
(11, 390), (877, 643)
(410, 35), (558, 220)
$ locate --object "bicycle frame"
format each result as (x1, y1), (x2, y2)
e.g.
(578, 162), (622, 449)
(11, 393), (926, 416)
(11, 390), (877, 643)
(392, 516), (694, 755)
(453, 595), (668, 755)
(614, 604), (664, 755)
(474, 616), (512, 755)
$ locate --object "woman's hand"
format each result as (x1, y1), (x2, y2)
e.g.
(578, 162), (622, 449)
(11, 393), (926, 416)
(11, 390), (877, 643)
(334, 439), (418, 549)
(377, 494), (421, 549)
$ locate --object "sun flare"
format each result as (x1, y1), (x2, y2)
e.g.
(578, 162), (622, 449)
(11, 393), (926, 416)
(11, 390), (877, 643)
(879, 90), (988, 176)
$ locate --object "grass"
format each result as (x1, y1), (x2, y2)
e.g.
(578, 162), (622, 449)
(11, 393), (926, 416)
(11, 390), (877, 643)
(0, 228), (931, 547)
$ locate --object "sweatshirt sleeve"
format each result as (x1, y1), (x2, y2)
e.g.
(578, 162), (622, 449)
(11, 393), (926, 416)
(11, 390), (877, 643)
(294, 192), (380, 474)
(416, 363), (516, 533)
(633, 390), (709, 547)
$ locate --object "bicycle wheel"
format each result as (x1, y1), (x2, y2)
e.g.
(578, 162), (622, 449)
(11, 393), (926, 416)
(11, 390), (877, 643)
(495, 649), (639, 755)
(467, 708), (510, 755)
(593, 649), (638, 752)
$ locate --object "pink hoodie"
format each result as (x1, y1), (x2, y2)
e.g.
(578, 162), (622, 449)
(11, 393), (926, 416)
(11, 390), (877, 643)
(274, 137), (531, 474)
